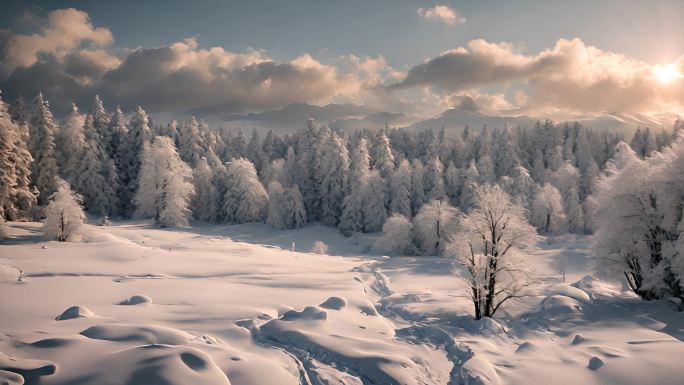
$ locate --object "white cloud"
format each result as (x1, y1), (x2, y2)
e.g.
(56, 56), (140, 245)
(417, 5), (465, 26)
(392, 38), (684, 115)
(1, 8), (114, 75)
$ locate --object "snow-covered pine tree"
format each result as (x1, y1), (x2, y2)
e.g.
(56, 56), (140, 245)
(56, 103), (85, 185)
(340, 138), (370, 234)
(10, 95), (28, 124)
(135, 136), (194, 227)
(43, 179), (86, 242)
(73, 115), (119, 217)
(362, 170), (387, 232)
(371, 128), (395, 179)
(108, 106), (132, 214)
(389, 159), (412, 218)
(192, 157), (219, 222)
(28, 93), (59, 205)
(423, 156), (446, 201)
(410, 159), (426, 215)
(222, 158), (268, 224)
(444, 160), (460, 206)
(317, 133), (349, 227)
(125, 106), (152, 216)
(267, 181), (306, 229)
(89, 95), (111, 157)
(179, 117), (207, 167)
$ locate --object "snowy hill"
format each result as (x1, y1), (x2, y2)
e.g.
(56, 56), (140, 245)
(1, 221), (683, 385)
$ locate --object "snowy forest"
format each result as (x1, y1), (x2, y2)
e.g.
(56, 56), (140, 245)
(2, 92), (684, 303)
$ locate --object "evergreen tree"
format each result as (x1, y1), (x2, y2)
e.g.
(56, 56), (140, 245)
(317, 133), (349, 227)
(125, 106), (152, 216)
(389, 160), (412, 218)
(363, 170), (387, 232)
(28, 93), (59, 205)
(135, 136), (194, 227)
(89, 95), (111, 157)
(0, 92), (35, 220)
(179, 117), (207, 167)
(423, 156), (446, 201)
(410, 159), (426, 215)
(73, 115), (119, 217)
(340, 138), (370, 234)
(222, 158), (268, 224)
(192, 157), (219, 222)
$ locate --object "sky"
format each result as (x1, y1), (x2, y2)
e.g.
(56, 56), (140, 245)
(1, 0), (683, 121)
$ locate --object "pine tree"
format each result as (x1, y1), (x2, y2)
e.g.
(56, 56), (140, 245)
(363, 170), (388, 232)
(10, 95), (28, 124)
(222, 158), (268, 224)
(135, 136), (194, 227)
(444, 161), (460, 206)
(410, 159), (426, 215)
(56, 103), (85, 185)
(28, 93), (59, 205)
(317, 133), (349, 227)
(125, 106), (152, 216)
(108, 107), (132, 214)
(340, 138), (370, 234)
(267, 181), (306, 229)
(192, 157), (219, 222)
(423, 156), (446, 201)
(179, 117), (207, 167)
(389, 159), (412, 218)
(371, 129), (395, 179)
(73, 115), (119, 216)
(90, 95), (111, 157)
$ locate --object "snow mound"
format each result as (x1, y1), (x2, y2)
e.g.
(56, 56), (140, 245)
(0, 264), (22, 283)
(0, 352), (56, 384)
(546, 283), (591, 303)
(539, 295), (583, 314)
(280, 306), (328, 321)
(55, 305), (95, 320)
(118, 294), (153, 305)
(56, 344), (231, 385)
(459, 355), (502, 385)
(80, 323), (192, 345)
(319, 296), (347, 310)
(0, 370), (24, 385)
(82, 231), (131, 244)
(515, 341), (540, 353)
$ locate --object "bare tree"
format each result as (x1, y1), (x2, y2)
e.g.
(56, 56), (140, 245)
(454, 184), (538, 319)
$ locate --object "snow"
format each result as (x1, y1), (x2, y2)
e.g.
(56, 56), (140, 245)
(1, 221), (683, 385)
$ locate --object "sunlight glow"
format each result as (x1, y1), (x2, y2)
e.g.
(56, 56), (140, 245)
(654, 64), (682, 84)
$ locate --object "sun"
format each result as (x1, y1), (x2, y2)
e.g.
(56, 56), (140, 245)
(654, 63), (682, 84)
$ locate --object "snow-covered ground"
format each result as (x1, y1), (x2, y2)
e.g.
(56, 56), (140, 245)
(1, 221), (682, 385)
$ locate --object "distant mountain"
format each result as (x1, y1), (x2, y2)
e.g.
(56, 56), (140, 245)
(219, 103), (381, 132)
(407, 109), (679, 136)
(184, 102), (679, 136)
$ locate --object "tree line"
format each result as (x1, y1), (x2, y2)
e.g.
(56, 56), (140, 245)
(1, 91), (683, 310)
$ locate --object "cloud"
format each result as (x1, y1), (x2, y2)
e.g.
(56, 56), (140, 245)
(1, 8), (681, 120)
(0, 10), (369, 115)
(417, 5), (465, 26)
(391, 38), (684, 115)
(1, 8), (114, 76)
